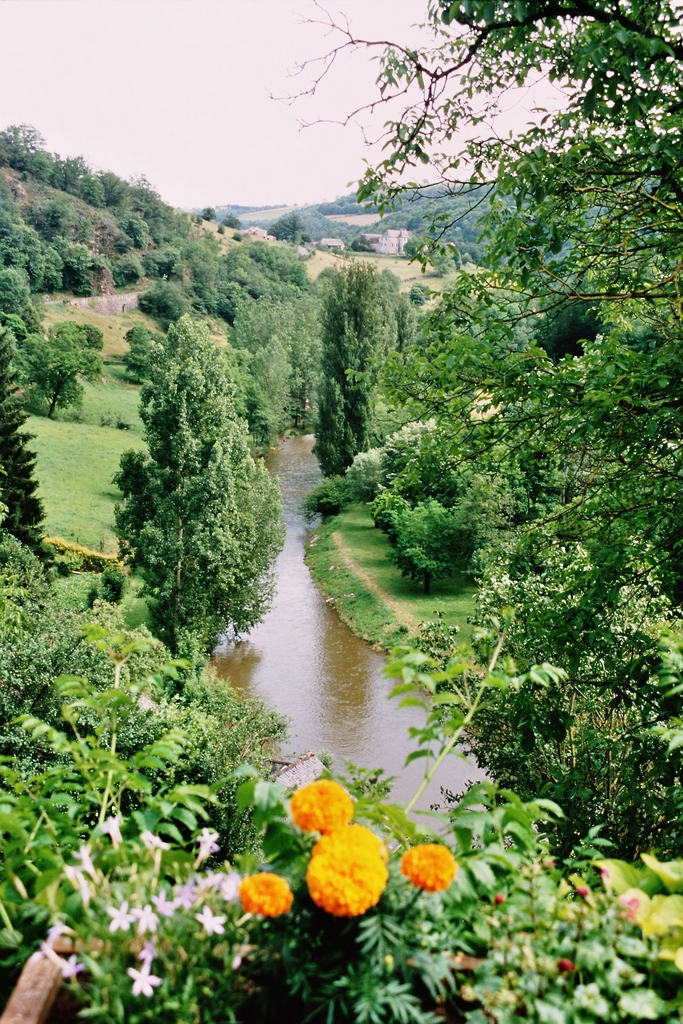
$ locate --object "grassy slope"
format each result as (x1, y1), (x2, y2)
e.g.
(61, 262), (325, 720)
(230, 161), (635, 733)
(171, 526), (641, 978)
(306, 505), (477, 651)
(42, 303), (160, 360)
(28, 374), (144, 552)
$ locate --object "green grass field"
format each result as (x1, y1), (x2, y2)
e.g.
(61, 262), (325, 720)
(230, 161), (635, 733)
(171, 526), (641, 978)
(28, 375), (144, 551)
(306, 505), (477, 650)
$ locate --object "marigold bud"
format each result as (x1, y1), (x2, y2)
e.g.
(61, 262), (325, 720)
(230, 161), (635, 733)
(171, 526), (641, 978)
(290, 780), (353, 834)
(576, 885), (589, 899)
(494, 893), (506, 904)
(239, 873), (293, 917)
(401, 844), (457, 893)
(558, 958), (575, 973)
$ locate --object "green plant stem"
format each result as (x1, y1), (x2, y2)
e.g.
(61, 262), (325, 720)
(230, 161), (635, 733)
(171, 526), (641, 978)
(405, 632), (506, 815)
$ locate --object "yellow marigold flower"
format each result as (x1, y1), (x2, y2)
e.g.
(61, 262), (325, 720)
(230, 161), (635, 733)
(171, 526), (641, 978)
(239, 872), (293, 917)
(401, 844), (457, 892)
(306, 825), (388, 917)
(290, 779), (353, 834)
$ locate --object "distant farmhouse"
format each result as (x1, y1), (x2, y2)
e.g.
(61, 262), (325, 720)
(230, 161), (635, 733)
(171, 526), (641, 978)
(363, 228), (413, 255)
(247, 226), (276, 241)
(319, 237), (345, 250)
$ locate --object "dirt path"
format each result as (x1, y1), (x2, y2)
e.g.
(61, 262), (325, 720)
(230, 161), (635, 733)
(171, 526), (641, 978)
(331, 531), (420, 632)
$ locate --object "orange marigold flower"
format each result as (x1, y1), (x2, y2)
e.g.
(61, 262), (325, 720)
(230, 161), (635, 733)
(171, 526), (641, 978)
(401, 844), (457, 892)
(306, 825), (388, 917)
(290, 779), (353, 834)
(239, 873), (293, 917)
(312, 823), (388, 863)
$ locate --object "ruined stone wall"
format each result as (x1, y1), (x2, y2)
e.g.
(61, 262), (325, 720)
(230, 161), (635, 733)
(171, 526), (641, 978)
(68, 292), (140, 315)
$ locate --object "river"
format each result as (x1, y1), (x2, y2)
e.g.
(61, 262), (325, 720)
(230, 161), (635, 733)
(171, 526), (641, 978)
(212, 434), (483, 808)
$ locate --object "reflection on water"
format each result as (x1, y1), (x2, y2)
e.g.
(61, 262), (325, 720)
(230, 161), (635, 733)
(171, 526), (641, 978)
(212, 434), (483, 807)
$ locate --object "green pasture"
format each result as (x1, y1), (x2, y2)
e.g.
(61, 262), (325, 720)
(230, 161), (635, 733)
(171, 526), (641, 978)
(28, 374), (144, 551)
(306, 504), (477, 650)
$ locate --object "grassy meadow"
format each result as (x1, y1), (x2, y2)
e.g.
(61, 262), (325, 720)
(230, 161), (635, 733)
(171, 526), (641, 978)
(28, 366), (144, 552)
(306, 504), (477, 651)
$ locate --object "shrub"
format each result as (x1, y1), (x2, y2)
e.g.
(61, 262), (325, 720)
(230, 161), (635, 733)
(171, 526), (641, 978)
(42, 536), (121, 572)
(100, 564), (125, 603)
(300, 475), (350, 521)
(111, 253), (143, 287)
(345, 448), (383, 502)
(139, 281), (189, 326)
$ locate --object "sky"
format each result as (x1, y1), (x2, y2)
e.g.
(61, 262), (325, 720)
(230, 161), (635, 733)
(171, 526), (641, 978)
(0, 0), (432, 209)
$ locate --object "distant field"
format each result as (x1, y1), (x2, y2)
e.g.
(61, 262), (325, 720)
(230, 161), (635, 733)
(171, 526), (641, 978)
(237, 206), (298, 223)
(42, 303), (160, 360)
(328, 213), (380, 226)
(28, 376), (144, 551)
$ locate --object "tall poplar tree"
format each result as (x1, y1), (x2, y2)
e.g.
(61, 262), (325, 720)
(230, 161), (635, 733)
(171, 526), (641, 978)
(0, 324), (43, 550)
(314, 263), (383, 477)
(114, 316), (284, 654)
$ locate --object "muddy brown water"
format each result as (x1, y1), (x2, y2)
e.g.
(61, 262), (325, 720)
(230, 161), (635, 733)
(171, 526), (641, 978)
(211, 434), (483, 808)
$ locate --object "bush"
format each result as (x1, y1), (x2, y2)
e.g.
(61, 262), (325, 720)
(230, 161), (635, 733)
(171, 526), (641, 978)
(111, 253), (143, 287)
(6, 649), (683, 1024)
(300, 475), (350, 521)
(42, 536), (121, 572)
(345, 448), (383, 502)
(139, 281), (189, 326)
(100, 564), (125, 603)
(0, 267), (30, 314)
(370, 489), (410, 541)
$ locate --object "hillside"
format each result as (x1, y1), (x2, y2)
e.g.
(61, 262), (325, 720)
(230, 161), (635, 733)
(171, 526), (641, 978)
(215, 189), (487, 261)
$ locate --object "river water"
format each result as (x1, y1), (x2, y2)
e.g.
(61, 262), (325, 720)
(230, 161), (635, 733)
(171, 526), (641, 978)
(212, 434), (483, 807)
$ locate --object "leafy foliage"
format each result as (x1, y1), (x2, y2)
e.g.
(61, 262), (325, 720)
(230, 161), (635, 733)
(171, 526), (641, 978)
(114, 316), (284, 653)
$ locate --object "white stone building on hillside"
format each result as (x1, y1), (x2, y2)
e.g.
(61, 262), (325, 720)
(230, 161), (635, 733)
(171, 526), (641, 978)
(320, 237), (345, 250)
(363, 228), (413, 255)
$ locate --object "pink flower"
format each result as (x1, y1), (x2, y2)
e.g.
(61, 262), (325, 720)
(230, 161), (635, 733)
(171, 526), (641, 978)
(106, 901), (136, 933)
(101, 815), (123, 850)
(141, 831), (170, 853)
(195, 906), (226, 936)
(73, 845), (98, 882)
(151, 889), (177, 917)
(194, 828), (220, 868)
(60, 955), (84, 979)
(138, 941), (156, 966)
(175, 881), (196, 909)
(132, 905), (158, 935)
(127, 964), (162, 997)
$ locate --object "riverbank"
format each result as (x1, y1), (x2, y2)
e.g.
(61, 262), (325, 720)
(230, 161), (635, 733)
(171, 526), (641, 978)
(305, 505), (477, 651)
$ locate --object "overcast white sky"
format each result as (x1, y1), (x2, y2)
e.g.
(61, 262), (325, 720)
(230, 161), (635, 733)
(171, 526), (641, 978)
(0, 0), (432, 209)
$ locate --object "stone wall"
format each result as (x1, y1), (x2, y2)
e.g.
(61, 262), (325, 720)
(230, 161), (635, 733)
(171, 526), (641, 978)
(68, 292), (140, 315)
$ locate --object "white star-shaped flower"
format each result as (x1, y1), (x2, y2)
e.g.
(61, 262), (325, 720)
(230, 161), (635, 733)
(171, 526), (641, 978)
(101, 815), (123, 850)
(151, 889), (177, 917)
(195, 906), (226, 936)
(219, 872), (241, 902)
(127, 963), (162, 997)
(132, 904), (158, 935)
(194, 828), (220, 867)
(60, 954), (84, 979)
(73, 845), (98, 882)
(140, 831), (170, 852)
(106, 900), (136, 933)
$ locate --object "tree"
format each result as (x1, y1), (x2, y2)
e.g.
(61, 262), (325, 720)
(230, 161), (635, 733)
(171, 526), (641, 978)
(338, 0), (683, 855)
(0, 325), (43, 549)
(221, 214), (241, 229)
(139, 281), (189, 327)
(201, 207), (216, 221)
(122, 325), (162, 383)
(389, 499), (455, 594)
(114, 316), (284, 654)
(270, 212), (306, 243)
(0, 268), (30, 315)
(18, 321), (103, 418)
(314, 263), (384, 476)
